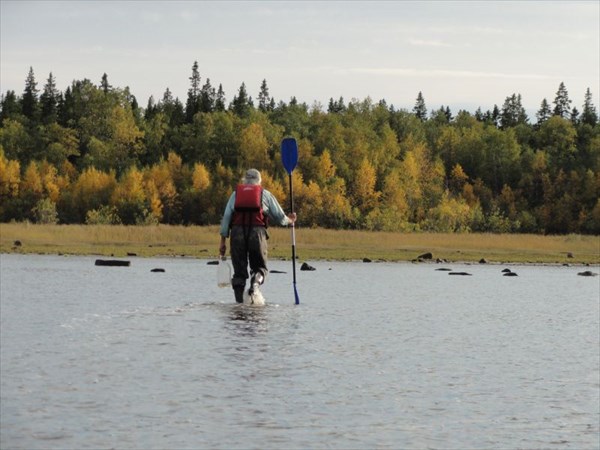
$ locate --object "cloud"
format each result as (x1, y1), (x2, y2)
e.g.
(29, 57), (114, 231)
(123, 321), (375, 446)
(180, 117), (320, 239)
(348, 67), (551, 81)
(408, 38), (451, 48)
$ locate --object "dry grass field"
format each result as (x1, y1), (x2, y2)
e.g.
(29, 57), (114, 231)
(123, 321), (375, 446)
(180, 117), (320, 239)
(1, 223), (598, 265)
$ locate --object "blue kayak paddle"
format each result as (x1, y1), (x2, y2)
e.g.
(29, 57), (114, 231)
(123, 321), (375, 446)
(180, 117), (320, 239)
(281, 137), (300, 305)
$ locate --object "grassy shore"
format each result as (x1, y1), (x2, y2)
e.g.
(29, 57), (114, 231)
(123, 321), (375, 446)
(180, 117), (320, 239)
(0, 223), (598, 265)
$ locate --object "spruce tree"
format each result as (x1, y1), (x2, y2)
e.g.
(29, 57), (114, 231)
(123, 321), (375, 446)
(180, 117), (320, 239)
(100, 73), (112, 94)
(581, 87), (598, 126)
(413, 91), (427, 121)
(570, 107), (579, 125)
(231, 82), (250, 116)
(185, 61), (201, 122)
(500, 93), (528, 129)
(0, 90), (20, 123)
(21, 66), (39, 122)
(536, 98), (552, 124)
(40, 72), (60, 124)
(215, 84), (226, 111)
(200, 78), (215, 113)
(258, 79), (271, 112)
(552, 81), (571, 118)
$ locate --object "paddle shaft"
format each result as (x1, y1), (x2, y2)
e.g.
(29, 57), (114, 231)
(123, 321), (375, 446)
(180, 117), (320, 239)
(288, 174), (298, 290)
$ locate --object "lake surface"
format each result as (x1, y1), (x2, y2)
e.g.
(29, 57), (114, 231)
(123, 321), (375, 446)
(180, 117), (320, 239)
(1, 253), (598, 449)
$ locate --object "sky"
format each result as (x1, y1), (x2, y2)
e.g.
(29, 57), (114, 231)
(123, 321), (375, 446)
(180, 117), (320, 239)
(1, 1), (599, 118)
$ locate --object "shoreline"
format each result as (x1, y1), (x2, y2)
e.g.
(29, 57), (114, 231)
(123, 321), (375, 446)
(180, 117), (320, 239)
(1, 223), (599, 266)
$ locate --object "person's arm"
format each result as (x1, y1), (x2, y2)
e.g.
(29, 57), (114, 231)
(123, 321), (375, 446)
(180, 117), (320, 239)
(263, 190), (296, 226)
(218, 193), (236, 256)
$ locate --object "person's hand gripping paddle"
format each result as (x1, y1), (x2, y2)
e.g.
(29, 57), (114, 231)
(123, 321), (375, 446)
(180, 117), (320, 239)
(281, 137), (300, 305)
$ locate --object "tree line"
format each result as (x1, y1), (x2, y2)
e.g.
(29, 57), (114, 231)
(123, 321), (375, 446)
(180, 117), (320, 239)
(0, 62), (598, 234)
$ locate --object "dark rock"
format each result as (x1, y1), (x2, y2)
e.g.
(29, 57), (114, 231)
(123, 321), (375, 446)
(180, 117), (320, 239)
(418, 252), (433, 260)
(363, 258), (372, 263)
(449, 272), (472, 276)
(503, 272), (518, 277)
(577, 271), (598, 277)
(435, 268), (452, 271)
(13, 240), (22, 247)
(127, 252), (137, 257)
(300, 262), (316, 271)
(95, 259), (130, 267)
(501, 268), (512, 273)
(207, 260), (219, 265)
(479, 258), (488, 264)
(151, 268), (165, 272)
(567, 252), (574, 258)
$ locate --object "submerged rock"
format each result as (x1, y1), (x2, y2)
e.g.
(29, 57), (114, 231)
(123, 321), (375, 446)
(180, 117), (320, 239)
(207, 260), (219, 265)
(577, 271), (598, 277)
(300, 262), (316, 271)
(449, 272), (472, 276)
(503, 272), (518, 277)
(95, 259), (130, 267)
(150, 268), (165, 272)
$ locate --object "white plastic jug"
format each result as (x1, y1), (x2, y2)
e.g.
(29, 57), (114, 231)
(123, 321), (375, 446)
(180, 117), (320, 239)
(217, 256), (232, 288)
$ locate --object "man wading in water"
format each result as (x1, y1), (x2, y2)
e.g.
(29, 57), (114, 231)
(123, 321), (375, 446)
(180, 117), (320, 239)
(219, 169), (297, 303)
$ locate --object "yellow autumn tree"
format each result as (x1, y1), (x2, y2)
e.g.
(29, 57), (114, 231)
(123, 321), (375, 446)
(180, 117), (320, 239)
(351, 158), (380, 214)
(239, 123), (271, 172)
(111, 167), (148, 224)
(0, 150), (21, 199)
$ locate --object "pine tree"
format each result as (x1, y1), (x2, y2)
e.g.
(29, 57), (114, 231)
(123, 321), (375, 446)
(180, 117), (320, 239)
(40, 72), (60, 124)
(536, 98), (552, 125)
(552, 81), (572, 118)
(100, 73), (112, 94)
(570, 107), (579, 125)
(231, 82), (250, 116)
(21, 66), (39, 122)
(581, 87), (598, 126)
(58, 86), (74, 127)
(185, 61), (201, 122)
(258, 79), (271, 112)
(413, 91), (427, 121)
(0, 90), (20, 123)
(215, 84), (226, 111)
(199, 78), (215, 113)
(500, 93), (528, 129)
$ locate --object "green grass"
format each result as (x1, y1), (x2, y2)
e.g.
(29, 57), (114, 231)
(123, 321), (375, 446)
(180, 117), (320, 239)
(1, 223), (598, 265)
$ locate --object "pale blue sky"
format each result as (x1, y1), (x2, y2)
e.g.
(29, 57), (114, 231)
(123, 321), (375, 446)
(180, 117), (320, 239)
(1, 1), (598, 117)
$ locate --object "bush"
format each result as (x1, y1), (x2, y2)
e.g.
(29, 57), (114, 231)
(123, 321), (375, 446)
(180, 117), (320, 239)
(32, 198), (58, 224)
(85, 205), (122, 225)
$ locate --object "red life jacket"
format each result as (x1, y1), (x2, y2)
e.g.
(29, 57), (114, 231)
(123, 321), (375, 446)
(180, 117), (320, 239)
(232, 184), (267, 227)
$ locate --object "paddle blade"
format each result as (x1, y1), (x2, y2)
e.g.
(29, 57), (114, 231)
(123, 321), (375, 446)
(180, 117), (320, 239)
(293, 282), (300, 305)
(281, 137), (298, 175)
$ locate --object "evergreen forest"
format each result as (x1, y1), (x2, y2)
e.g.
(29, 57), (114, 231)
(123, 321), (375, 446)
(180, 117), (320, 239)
(1, 62), (599, 234)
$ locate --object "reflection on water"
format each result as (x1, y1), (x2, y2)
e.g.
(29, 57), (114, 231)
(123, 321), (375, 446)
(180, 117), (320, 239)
(1, 254), (599, 450)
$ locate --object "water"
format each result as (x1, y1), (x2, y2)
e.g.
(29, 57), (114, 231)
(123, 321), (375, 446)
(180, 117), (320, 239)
(1, 253), (598, 449)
